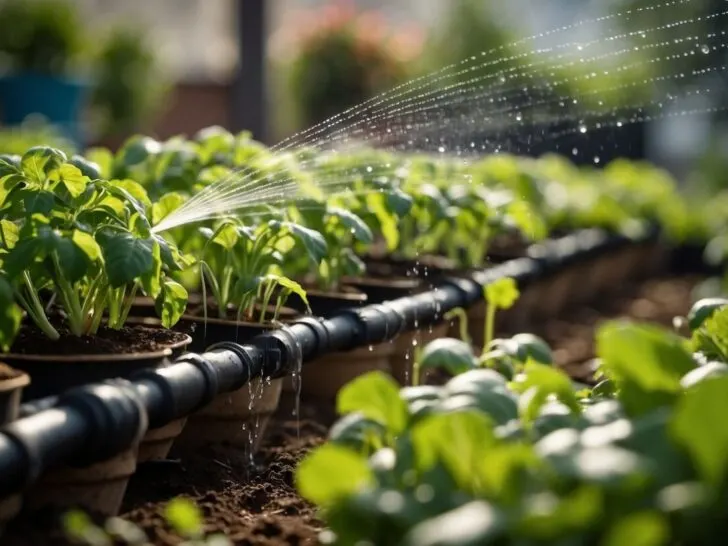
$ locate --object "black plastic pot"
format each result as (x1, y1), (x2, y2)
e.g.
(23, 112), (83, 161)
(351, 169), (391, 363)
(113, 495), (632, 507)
(2, 332), (192, 402)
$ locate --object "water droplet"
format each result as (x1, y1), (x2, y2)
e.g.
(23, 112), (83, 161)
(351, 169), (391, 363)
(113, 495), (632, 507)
(515, 112), (523, 121)
(437, 146), (445, 153)
(368, 345), (374, 352)
(701, 44), (710, 54)
(366, 166), (373, 173)
(579, 124), (588, 134)
(572, 148), (578, 156)
(593, 156), (600, 164)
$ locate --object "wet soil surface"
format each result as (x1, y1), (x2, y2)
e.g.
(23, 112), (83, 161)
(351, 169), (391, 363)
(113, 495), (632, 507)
(8, 325), (190, 356)
(2, 275), (702, 545)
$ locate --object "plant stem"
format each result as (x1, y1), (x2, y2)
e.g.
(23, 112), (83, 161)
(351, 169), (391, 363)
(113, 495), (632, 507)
(444, 307), (471, 345)
(484, 303), (496, 353)
(52, 255), (85, 336)
(21, 273), (60, 340)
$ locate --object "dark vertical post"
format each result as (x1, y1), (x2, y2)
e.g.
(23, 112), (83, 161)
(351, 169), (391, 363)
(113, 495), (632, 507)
(231, 0), (267, 142)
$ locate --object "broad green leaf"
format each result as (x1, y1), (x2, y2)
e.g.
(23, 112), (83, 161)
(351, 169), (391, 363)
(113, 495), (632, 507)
(0, 220), (19, 250)
(597, 321), (695, 415)
(69, 155), (102, 180)
(444, 368), (509, 396)
(337, 371), (409, 435)
(507, 200), (548, 241)
(402, 501), (505, 546)
(155, 279), (188, 329)
(329, 412), (388, 452)
(295, 444), (373, 507)
(117, 136), (161, 168)
(418, 338), (478, 376)
(84, 147), (114, 178)
(71, 230), (101, 262)
(96, 230), (155, 287)
(2, 237), (45, 279)
(328, 207), (373, 244)
(50, 164), (88, 198)
(692, 307), (728, 361)
(263, 274), (309, 309)
(0, 172), (24, 207)
(601, 511), (668, 546)
(112, 179), (152, 208)
(671, 375), (728, 487)
(52, 236), (90, 283)
(510, 333), (553, 365)
(484, 277), (520, 310)
(21, 146), (66, 184)
(411, 411), (495, 490)
(207, 222), (239, 250)
(18, 188), (55, 215)
(680, 361), (728, 389)
(272, 220), (327, 261)
(151, 193), (186, 225)
(0, 156), (20, 177)
(511, 361), (582, 420)
(0, 275), (21, 351)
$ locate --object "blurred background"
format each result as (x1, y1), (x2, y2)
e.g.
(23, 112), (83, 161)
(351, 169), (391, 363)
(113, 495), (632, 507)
(0, 0), (725, 189)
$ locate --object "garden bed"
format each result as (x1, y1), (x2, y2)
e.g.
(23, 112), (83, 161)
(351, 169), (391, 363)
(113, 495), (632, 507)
(2, 273), (703, 546)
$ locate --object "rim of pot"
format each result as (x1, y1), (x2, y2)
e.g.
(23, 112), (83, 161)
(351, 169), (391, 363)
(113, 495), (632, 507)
(1, 333), (192, 363)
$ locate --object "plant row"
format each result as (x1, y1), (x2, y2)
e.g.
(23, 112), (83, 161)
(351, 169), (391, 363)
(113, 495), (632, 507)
(295, 285), (728, 546)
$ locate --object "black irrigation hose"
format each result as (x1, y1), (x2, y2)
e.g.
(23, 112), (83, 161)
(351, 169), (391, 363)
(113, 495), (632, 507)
(0, 228), (653, 498)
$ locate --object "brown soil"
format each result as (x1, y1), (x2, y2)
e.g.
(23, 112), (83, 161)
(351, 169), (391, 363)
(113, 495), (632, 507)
(0, 274), (704, 545)
(8, 325), (191, 356)
(0, 363), (22, 381)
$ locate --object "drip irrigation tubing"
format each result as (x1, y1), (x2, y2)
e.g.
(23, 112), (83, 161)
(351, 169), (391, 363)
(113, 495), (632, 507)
(0, 228), (661, 498)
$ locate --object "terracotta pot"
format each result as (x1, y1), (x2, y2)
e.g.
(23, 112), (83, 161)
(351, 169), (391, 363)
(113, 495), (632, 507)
(282, 341), (396, 399)
(173, 377), (282, 456)
(390, 322), (450, 386)
(26, 447), (138, 517)
(0, 364), (30, 524)
(137, 417), (188, 462)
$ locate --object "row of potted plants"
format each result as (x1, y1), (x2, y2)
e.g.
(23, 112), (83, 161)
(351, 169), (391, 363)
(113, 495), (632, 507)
(0, 127), (704, 520)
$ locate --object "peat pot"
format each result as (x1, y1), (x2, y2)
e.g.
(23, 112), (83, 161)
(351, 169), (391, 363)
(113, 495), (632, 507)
(0, 364), (30, 525)
(3, 326), (192, 465)
(26, 447), (139, 517)
(172, 321), (286, 456)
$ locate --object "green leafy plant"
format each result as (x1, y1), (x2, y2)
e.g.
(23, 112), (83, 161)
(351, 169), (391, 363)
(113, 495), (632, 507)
(197, 216), (325, 323)
(0, 146), (188, 342)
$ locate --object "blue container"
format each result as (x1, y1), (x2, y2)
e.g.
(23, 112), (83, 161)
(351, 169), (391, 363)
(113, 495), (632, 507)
(0, 72), (88, 146)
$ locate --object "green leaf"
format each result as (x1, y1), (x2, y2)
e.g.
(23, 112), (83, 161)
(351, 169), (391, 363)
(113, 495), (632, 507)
(484, 277), (520, 310)
(418, 338), (478, 376)
(140, 240), (162, 298)
(0, 275), (21, 351)
(511, 361), (582, 421)
(687, 298), (728, 331)
(402, 501), (505, 546)
(50, 164), (88, 198)
(262, 273), (309, 310)
(671, 375), (728, 487)
(411, 411), (495, 490)
(69, 155), (102, 180)
(2, 236), (46, 279)
(337, 371), (409, 435)
(117, 136), (161, 168)
(96, 230), (155, 287)
(328, 207), (374, 244)
(271, 220), (328, 261)
(151, 193), (186, 225)
(510, 333), (553, 365)
(680, 361), (728, 389)
(329, 412), (388, 452)
(112, 179), (152, 208)
(84, 147), (114, 178)
(205, 222), (239, 250)
(0, 220), (19, 250)
(155, 279), (188, 328)
(18, 188), (55, 215)
(52, 236), (91, 283)
(601, 511), (668, 546)
(296, 444), (373, 508)
(21, 146), (67, 184)
(71, 230), (101, 262)
(597, 321), (696, 415)
(164, 497), (203, 538)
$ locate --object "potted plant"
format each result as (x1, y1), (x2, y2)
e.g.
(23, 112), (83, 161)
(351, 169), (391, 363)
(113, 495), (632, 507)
(169, 215), (324, 455)
(0, 146), (192, 514)
(0, 0), (88, 146)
